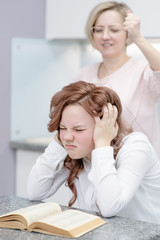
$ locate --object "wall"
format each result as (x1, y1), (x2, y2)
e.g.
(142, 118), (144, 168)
(46, 0), (160, 39)
(0, 0), (45, 194)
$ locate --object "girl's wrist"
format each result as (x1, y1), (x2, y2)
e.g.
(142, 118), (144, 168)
(95, 140), (111, 148)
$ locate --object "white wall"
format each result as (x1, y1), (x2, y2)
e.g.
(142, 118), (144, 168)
(120, 0), (160, 37)
(0, 0), (45, 195)
(46, 0), (160, 39)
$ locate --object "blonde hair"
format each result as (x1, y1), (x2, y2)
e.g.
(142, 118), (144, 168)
(85, 1), (131, 47)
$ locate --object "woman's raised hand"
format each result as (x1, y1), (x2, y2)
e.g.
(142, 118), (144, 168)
(124, 11), (142, 43)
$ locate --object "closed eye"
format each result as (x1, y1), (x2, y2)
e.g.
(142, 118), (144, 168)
(75, 129), (85, 132)
(110, 29), (120, 32)
(59, 127), (66, 131)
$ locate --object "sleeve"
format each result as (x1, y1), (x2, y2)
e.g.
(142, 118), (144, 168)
(88, 133), (154, 217)
(27, 139), (70, 201)
(143, 64), (160, 97)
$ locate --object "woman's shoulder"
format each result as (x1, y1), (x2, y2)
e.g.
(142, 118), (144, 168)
(127, 58), (148, 69)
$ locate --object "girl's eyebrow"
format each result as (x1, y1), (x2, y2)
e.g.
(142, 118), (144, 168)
(73, 125), (87, 129)
(60, 123), (87, 129)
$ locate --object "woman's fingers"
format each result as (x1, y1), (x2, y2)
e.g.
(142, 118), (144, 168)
(123, 11), (141, 40)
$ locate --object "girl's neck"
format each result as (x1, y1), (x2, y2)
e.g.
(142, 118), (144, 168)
(98, 55), (130, 79)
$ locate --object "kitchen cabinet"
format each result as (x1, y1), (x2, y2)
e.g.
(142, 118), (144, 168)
(45, 0), (160, 39)
(45, 0), (104, 39)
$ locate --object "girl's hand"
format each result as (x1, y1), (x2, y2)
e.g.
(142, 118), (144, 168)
(54, 132), (63, 146)
(94, 104), (119, 148)
(124, 11), (142, 43)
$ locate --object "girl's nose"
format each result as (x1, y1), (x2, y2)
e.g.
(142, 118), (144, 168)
(63, 131), (74, 141)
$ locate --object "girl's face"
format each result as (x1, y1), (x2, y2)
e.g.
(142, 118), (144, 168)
(92, 10), (127, 58)
(59, 104), (95, 159)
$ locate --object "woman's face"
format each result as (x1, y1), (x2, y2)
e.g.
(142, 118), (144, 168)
(92, 10), (127, 58)
(59, 104), (95, 159)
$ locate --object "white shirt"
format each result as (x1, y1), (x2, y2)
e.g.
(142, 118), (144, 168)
(27, 132), (160, 224)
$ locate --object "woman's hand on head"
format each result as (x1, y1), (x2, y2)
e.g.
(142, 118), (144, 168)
(123, 11), (142, 43)
(93, 104), (119, 148)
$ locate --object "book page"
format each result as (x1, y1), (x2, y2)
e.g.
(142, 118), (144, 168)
(32, 209), (106, 231)
(0, 202), (61, 227)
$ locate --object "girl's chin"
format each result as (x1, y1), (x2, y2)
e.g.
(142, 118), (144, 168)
(68, 153), (84, 160)
(68, 155), (81, 160)
(67, 150), (92, 160)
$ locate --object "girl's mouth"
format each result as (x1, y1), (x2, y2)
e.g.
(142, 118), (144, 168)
(65, 144), (77, 149)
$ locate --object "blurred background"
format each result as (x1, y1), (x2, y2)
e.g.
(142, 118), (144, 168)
(0, 0), (160, 205)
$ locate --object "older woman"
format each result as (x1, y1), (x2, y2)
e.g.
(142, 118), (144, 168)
(73, 1), (160, 158)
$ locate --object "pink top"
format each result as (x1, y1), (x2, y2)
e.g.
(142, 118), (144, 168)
(73, 58), (160, 158)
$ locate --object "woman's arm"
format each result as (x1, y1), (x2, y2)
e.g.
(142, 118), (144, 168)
(27, 138), (69, 200)
(124, 12), (160, 71)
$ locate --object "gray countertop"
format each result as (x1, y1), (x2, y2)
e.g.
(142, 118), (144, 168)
(10, 136), (53, 152)
(0, 195), (160, 240)
(10, 140), (47, 152)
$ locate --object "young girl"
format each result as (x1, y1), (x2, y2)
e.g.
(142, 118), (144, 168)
(27, 81), (160, 224)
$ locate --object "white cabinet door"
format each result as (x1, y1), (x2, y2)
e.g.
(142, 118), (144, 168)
(45, 0), (160, 39)
(45, 0), (101, 39)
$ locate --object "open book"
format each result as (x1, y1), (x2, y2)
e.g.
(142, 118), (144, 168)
(0, 202), (106, 238)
